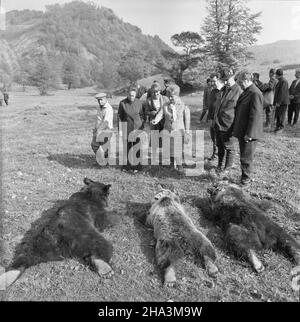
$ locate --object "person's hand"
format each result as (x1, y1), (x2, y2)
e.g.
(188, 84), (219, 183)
(151, 119), (158, 125)
(289, 95), (294, 99)
(244, 135), (253, 143)
(207, 120), (213, 127)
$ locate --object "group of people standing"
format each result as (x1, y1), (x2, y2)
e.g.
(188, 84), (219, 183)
(91, 67), (299, 185)
(203, 69), (263, 185)
(91, 80), (190, 173)
(252, 68), (300, 131)
(203, 67), (300, 185)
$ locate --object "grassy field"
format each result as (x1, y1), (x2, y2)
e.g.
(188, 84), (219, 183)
(0, 86), (299, 302)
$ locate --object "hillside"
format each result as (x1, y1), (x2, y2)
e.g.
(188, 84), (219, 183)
(0, 2), (173, 88)
(247, 39), (300, 83)
(251, 40), (300, 66)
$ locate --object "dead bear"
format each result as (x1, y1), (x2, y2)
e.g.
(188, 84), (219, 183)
(0, 178), (113, 289)
(207, 182), (300, 273)
(147, 188), (218, 286)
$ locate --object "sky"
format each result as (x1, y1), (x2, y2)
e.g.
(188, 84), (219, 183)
(1, 0), (300, 47)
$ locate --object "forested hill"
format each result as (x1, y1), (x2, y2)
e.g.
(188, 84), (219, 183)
(0, 1), (172, 88)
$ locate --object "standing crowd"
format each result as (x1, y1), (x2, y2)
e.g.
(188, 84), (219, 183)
(91, 67), (300, 185)
(202, 67), (300, 185)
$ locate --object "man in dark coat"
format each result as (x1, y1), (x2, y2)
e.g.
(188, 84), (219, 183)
(233, 70), (263, 186)
(274, 69), (290, 132)
(214, 68), (243, 173)
(118, 86), (146, 172)
(288, 68), (300, 126)
(207, 73), (222, 160)
(200, 78), (212, 122)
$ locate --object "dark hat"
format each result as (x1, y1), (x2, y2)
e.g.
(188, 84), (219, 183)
(269, 68), (276, 74)
(275, 69), (283, 76)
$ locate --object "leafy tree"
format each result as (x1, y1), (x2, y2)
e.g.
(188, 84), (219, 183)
(118, 48), (146, 84)
(202, 0), (262, 68)
(152, 31), (205, 88)
(62, 56), (80, 89)
(100, 59), (120, 89)
(28, 56), (56, 95)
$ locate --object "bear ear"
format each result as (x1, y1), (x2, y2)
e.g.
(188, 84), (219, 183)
(84, 178), (93, 185)
(104, 184), (111, 192)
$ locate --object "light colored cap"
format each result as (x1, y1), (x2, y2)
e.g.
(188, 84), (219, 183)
(95, 92), (107, 99)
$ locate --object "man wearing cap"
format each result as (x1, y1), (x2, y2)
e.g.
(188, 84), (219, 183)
(288, 68), (300, 126)
(257, 69), (278, 129)
(233, 70), (263, 186)
(91, 93), (114, 163)
(274, 69), (290, 132)
(214, 68), (243, 173)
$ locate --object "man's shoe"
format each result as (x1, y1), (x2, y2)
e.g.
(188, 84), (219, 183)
(241, 178), (251, 186)
(222, 167), (232, 177)
(177, 165), (185, 174)
(208, 153), (217, 161)
(216, 166), (223, 174)
(274, 127), (283, 133)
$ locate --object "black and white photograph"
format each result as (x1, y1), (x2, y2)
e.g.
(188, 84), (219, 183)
(0, 0), (299, 305)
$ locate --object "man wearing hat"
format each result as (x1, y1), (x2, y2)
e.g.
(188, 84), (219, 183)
(91, 93), (114, 164)
(288, 68), (300, 126)
(233, 70), (263, 186)
(213, 68), (243, 173)
(274, 69), (290, 132)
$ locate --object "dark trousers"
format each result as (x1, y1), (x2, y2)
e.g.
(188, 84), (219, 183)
(124, 138), (141, 170)
(264, 104), (274, 126)
(200, 109), (208, 121)
(215, 130), (235, 168)
(238, 139), (258, 180)
(210, 125), (217, 156)
(288, 103), (300, 125)
(275, 104), (288, 129)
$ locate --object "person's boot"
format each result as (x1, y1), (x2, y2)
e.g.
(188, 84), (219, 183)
(170, 157), (175, 169)
(208, 145), (217, 161)
(216, 158), (224, 174)
(224, 153), (234, 171)
(176, 164), (184, 174)
(265, 120), (271, 129)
